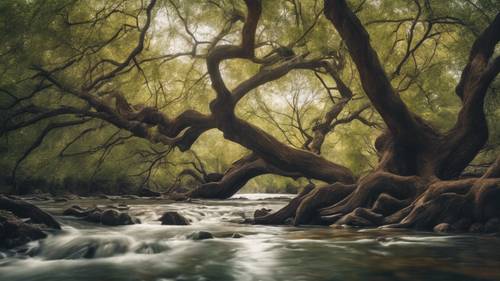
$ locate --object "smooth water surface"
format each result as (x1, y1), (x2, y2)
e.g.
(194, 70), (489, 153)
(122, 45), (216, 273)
(1, 193), (499, 281)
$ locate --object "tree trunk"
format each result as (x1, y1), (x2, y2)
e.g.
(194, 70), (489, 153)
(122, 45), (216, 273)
(255, 2), (500, 232)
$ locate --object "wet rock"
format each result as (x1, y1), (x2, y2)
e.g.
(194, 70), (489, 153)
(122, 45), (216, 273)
(53, 197), (68, 203)
(433, 223), (452, 233)
(86, 211), (102, 223)
(63, 206), (90, 217)
(484, 218), (500, 233)
(105, 204), (129, 211)
(119, 212), (140, 225)
(187, 231), (213, 240)
(100, 209), (121, 226)
(0, 196), (61, 229)
(65, 207), (139, 226)
(0, 211), (47, 249)
(254, 208), (272, 218)
(469, 222), (484, 233)
(231, 233), (244, 238)
(137, 188), (161, 197)
(100, 209), (138, 226)
(159, 212), (190, 225)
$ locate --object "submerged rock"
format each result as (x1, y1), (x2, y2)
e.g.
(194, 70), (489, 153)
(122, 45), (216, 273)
(231, 233), (244, 238)
(187, 231), (213, 240)
(159, 212), (190, 225)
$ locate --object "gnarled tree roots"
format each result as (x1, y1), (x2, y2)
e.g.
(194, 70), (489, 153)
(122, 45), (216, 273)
(254, 172), (500, 233)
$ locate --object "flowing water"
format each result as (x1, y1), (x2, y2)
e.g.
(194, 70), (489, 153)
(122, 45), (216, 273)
(1, 193), (500, 281)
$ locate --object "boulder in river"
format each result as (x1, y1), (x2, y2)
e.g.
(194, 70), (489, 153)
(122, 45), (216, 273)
(100, 209), (139, 226)
(63, 206), (140, 226)
(63, 205), (90, 217)
(0, 195), (61, 249)
(85, 210), (102, 223)
(159, 211), (190, 225)
(0, 210), (47, 249)
(187, 231), (213, 240)
(0, 195), (60, 230)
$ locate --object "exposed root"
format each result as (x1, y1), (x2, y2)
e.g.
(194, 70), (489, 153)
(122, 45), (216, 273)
(293, 183), (355, 225)
(253, 170), (500, 233)
(319, 172), (423, 217)
(254, 184), (315, 225)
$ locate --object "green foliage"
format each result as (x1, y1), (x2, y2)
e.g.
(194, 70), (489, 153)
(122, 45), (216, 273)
(0, 0), (498, 194)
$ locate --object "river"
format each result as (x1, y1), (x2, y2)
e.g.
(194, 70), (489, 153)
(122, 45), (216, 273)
(1, 193), (499, 281)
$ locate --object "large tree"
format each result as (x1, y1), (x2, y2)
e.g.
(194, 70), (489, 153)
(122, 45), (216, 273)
(1, 0), (499, 231)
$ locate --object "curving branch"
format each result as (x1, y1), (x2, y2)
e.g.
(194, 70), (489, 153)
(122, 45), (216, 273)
(204, 0), (355, 184)
(439, 13), (500, 178)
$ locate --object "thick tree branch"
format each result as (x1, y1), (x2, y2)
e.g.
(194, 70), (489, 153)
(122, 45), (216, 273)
(324, 0), (424, 145)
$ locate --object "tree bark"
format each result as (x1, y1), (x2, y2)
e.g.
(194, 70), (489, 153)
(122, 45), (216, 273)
(255, 2), (500, 232)
(187, 154), (301, 199)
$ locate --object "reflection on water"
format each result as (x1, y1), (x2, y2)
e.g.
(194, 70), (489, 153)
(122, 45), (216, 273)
(1, 193), (499, 281)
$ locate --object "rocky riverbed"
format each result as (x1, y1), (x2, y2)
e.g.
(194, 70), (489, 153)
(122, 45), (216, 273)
(1, 193), (500, 281)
